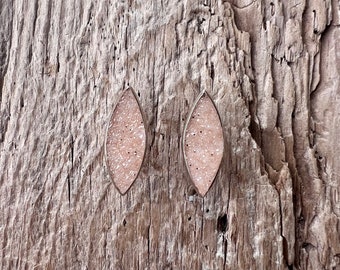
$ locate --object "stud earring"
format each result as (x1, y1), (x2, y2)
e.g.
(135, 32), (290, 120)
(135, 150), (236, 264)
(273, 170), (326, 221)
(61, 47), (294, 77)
(183, 91), (224, 196)
(105, 87), (146, 194)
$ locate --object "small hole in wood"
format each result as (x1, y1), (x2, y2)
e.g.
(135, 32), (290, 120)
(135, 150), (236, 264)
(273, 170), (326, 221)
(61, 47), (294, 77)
(217, 214), (227, 233)
(188, 187), (197, 196)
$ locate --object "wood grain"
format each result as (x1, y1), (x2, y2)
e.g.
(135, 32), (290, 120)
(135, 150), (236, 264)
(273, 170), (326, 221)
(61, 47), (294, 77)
(0, 0), (339, 269)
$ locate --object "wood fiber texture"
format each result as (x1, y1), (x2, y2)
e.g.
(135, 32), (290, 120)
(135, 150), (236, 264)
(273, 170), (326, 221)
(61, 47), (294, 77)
(0, 0), (339, 269)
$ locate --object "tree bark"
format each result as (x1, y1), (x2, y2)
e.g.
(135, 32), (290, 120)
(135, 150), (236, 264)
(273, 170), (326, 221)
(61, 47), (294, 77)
(1, 0), (339, 269)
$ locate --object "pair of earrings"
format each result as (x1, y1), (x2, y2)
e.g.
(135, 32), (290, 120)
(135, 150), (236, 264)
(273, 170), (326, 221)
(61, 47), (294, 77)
(105, 88), (224, 196)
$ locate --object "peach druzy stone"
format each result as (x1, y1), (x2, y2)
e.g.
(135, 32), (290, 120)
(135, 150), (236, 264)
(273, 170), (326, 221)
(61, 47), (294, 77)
(184, 94), (224, 196)
(106, 89), (146, 194)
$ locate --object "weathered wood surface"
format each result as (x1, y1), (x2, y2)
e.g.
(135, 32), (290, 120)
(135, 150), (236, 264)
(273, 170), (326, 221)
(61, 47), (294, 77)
(0, 0), (339, 269)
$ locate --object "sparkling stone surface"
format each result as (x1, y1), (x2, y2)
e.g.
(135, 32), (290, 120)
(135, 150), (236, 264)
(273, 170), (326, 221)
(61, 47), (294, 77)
(184, 94), (224, 196)
(106, 89), (146, 194)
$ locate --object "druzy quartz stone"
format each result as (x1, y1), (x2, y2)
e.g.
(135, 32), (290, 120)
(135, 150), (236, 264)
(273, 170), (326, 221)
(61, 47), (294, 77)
(183, 93), (224, 196)
(106, 88), (146, 194)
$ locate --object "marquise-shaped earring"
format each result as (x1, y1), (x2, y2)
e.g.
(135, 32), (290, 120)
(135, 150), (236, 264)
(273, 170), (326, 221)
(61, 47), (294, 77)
(105, 87), (146, 194)
(183, 91), (224, 196)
